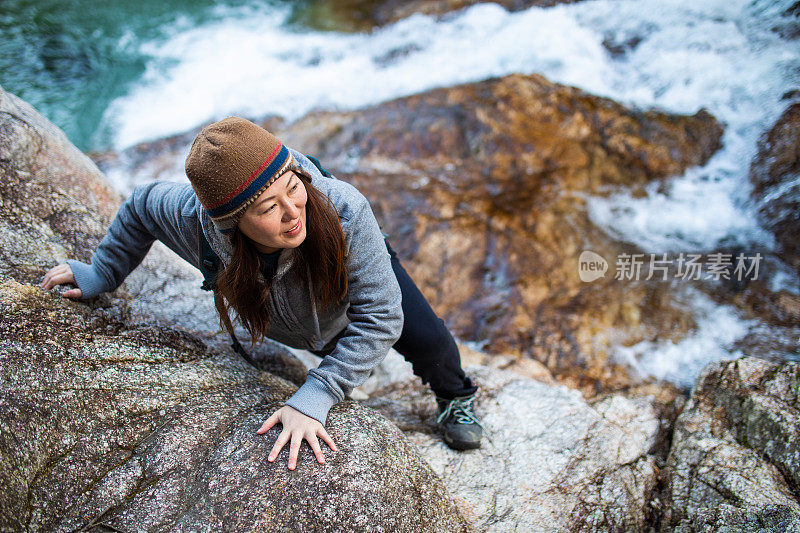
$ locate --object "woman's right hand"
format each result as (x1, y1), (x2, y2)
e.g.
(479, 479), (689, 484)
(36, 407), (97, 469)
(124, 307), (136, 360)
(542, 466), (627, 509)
(257, 405), (337, 470)
(40, 263), (82, 299)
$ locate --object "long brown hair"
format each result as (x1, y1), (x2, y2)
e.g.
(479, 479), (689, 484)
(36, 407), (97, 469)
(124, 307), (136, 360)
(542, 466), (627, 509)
(213, 169), (349, 347)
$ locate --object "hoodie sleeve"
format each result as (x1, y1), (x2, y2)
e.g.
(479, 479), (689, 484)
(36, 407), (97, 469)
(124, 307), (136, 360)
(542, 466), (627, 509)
(284, 195), (404, 425)
(67, 181), (201, 299)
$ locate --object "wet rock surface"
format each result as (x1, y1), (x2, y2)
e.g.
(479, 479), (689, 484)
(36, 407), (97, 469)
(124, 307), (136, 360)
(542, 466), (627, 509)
(291, 0), (584, 33)
(660, 357), (800, 531)
(278, 72), (724, 393)
(94, 72), (730, 395)
(0, 85), (469, 533)
(750, 102), (800, 277)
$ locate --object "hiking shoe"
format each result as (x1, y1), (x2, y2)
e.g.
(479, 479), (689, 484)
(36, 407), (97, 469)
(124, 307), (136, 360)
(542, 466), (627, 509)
(436, 394), (484, 450)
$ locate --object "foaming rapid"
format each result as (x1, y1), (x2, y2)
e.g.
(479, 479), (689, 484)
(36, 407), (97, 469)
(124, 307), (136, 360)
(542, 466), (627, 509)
(613, 287), (756, 388)
(105, 2), (610, 149)
(580, 0), (798, 256)
(102, 0), (799, 385)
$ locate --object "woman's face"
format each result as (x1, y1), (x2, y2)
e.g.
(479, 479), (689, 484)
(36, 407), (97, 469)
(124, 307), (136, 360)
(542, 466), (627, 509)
(238, 170), (308, 254)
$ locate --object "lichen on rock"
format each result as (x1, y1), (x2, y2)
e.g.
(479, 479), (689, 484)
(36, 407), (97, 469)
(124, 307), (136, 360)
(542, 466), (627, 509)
(660, 357), (800, 531)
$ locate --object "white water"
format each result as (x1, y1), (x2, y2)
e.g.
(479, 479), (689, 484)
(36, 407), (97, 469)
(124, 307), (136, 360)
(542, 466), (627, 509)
(106, 0), (798, 251)
(102, 0), (799, 385)
(613, 287), (757, 388)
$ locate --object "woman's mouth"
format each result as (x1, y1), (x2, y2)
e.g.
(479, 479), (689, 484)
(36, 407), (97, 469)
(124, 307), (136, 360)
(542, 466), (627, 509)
(285, 220), (302, 236)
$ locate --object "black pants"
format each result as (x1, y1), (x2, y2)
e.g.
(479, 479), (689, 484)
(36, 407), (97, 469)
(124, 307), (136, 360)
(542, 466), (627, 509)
(312, 240), (477, 400)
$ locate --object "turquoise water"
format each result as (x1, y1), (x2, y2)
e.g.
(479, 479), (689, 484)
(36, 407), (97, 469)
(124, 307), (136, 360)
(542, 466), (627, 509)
(0, 0), (310, 150)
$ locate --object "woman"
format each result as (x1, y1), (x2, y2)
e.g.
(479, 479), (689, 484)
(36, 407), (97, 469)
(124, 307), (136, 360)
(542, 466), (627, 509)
(40, 117), (483, 470)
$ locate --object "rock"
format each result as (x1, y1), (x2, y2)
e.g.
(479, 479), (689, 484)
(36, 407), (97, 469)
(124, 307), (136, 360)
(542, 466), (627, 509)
(292, 0), (584, 33)
(661, 357), (800, 531)
(0, 85), (469, 532)
(0, 84), (297, 369)
(362, 364), (663, 531)
(673, 505), (800, 533)
(0, 86), (120, 271)
(0, 280), (468, 532)
(750, 103), (800, 277)
(721, 273), (800, 368)
(279, 72), (724, 392)
(93, 73), (727, 395)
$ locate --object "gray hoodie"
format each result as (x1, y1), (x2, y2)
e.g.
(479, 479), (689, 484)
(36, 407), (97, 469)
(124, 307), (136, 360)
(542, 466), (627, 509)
(67, 149), (404, 425)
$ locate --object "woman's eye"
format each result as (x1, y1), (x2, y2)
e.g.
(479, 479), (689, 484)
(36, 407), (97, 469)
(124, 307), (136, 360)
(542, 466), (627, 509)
(289, 183), (298, 193)
(262, 204), (276, 215)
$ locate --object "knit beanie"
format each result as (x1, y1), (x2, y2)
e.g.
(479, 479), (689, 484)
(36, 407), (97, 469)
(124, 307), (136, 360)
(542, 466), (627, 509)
(185, 117), (294, 234)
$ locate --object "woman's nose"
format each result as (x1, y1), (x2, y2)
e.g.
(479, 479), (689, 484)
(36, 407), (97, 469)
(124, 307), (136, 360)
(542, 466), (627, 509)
(282, 200), (300, 221)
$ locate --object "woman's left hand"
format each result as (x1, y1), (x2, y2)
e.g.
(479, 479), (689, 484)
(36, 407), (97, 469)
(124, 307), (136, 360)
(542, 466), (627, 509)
(40, 262), (82, 298)
(257, 405), (337, 470)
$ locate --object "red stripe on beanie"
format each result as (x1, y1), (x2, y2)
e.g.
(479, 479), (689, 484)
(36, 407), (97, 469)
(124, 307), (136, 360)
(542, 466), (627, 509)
(205, 142), (283, 210)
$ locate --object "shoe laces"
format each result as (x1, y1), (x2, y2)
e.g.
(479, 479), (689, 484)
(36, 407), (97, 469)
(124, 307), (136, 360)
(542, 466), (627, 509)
(436, 396), (485, 430)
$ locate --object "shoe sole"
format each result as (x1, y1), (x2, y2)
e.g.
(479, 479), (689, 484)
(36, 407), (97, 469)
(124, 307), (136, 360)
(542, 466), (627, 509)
(444, 433), (481, 450)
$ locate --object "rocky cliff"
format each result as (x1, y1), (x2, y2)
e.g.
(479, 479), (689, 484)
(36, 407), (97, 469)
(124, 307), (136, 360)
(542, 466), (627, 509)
(97, 72), (729, 397)
(2, 61), (798, 531)
(0, 86), (468, 532)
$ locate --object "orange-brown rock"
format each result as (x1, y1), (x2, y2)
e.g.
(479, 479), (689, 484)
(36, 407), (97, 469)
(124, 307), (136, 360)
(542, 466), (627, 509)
(276, 73), (723, 392)
(750, 103), (800, 276)
(92, 73), (724, 395)
(294, 0), (582, 33)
